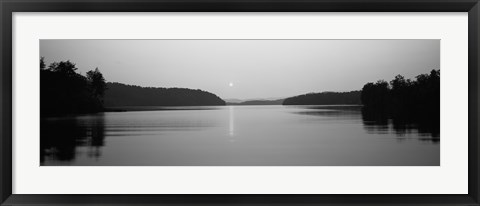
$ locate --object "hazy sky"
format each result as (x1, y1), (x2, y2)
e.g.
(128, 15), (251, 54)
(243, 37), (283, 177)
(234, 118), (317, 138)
(40, 40), (439, 100)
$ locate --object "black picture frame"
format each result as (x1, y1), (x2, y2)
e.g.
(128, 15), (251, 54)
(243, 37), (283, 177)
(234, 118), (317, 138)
(1, 0), (479, 205)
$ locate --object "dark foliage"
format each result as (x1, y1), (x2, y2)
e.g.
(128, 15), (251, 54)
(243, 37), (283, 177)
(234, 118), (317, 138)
(282, 91), (361, 105)
(40, 58), (106, 116)
(87, 68), (107, 101)
(104, 82), (226, 107)
(360, 70), (440, 137)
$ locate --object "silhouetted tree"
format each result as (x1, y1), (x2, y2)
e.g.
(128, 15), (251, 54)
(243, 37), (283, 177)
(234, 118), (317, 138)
(360, 80), (390, 110)
(87, 68), (106, 98)
(48, 60), (79, 77)
(41, 58), (106, 116)
(40, 57), (46, 70)
(87, 68), (107, 110)
(360, 70), (440, 137)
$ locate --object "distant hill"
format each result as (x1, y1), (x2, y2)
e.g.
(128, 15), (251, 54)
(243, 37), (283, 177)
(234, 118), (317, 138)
(104, 82), (226, 107)
(224, 98), (244, 103)
(282, 91), (361, 105)
(227, 99), (284, 105)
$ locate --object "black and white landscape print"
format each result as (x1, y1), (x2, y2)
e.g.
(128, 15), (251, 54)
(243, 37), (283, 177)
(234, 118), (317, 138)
(40, 40), (440, 166)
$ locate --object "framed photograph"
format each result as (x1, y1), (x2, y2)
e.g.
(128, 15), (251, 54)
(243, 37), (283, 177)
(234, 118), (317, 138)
(1, 0), (479, 205)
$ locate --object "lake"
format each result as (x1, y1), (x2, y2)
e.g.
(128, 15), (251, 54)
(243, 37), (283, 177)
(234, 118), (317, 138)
(40, 105), (439, 166)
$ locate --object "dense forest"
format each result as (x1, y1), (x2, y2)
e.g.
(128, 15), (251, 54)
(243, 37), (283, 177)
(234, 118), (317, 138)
(361, 69), (440, 117)
(104, 82), (226, 107)
(282, 91), (361, 105)
(40, 58), (106, 117)
(361, 70), (440, 137)
(41, 58), (226, 116)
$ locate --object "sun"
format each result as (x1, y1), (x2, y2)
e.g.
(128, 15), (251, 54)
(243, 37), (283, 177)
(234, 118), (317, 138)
(229, 82), (234, 87)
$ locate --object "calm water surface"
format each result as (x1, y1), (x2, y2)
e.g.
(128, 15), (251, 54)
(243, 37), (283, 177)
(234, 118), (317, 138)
(41, 105), (439, 166)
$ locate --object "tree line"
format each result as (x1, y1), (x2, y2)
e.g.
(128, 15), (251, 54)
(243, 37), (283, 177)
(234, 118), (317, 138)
(104, 82), (226, 107)
(360, 70), (440, 137)
(41, 58), (106, 117)
(41, 59), (227, 116)
(361, 70), (440, 118)
(282, 91), (361, 105)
